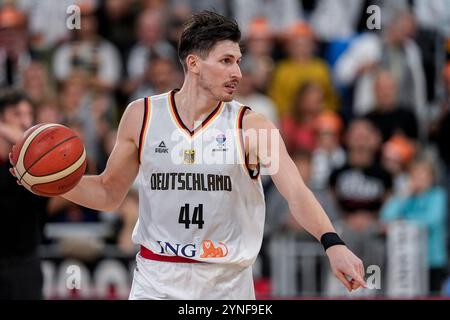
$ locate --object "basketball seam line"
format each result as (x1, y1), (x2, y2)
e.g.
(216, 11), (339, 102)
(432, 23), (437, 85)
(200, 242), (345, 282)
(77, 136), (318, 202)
(30, 158), (86, 195)
(30, 145), (86, 178)
(15, 124), (57, 179)
(19, 135), (79, 183)
(27, 149), (86, 183)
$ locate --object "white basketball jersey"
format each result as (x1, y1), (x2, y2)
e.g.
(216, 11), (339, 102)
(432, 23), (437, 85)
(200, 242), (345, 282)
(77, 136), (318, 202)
(132, 90), (266, 267)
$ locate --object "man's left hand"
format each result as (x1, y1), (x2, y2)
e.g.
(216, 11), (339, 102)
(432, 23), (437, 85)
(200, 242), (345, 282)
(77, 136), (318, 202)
(326, 245), (367, 292)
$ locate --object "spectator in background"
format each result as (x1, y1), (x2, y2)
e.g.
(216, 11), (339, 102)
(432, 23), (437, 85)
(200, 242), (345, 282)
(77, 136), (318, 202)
(235, 59), (278, 126)
(328, 118), (391, 286)
(166, 5), (192, 50)
(410, 0), (448, 105)
(59, 72), (113, 167)
(329, 118), (391, 231)
(293, 149), (340, 224)
(124, 9), (176, 96)
(241, 18), (275, 93)
(365, 69), (419, 142)
(381, 134), (416, 197)
(59, 72), (88, 123)
(280, 82), (324, 153)
(57, 70), (111, 168)
(269, 149), (339, 235)
(431, 63), (450, 182)
(381, 158), (448, 294)
(309, 0), (414, 65)
(334, 10), (426, 134)
(130, 55), (181, 101)
(269, 22), (338, 117)
(413, 0), (450, 39)
(35, 98), (63, 124)
(0, 4), (31, 88)
(19, 0), (73, 52)
(310, 110), (346, 191)
(21, 59), (56, 106)
(53, 3), (122, 91)
(172, 0), (229, 17)
(97, 0), (138, 67)
(232, 0), (303, 37)
(262, 148), (341, 293)
(430, 63), (450, 256)
(310, 0), (364, 42)
(139, 0), (170, 12)
(0, 89), (49, 299)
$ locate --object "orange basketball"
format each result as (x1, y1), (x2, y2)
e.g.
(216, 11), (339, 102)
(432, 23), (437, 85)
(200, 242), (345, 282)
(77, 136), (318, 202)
(10, 123), (87, 197)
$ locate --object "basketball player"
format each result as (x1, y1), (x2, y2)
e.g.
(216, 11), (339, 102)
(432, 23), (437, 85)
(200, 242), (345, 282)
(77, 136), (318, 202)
(11, 11), (366, 299)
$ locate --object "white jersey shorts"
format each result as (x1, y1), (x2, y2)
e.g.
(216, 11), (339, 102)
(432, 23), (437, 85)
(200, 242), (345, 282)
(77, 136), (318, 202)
(128, 254), (255, 300)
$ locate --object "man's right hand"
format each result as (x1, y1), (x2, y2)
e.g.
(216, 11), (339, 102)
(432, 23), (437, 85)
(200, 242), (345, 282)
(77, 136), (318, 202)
(8, 151), (23, 186)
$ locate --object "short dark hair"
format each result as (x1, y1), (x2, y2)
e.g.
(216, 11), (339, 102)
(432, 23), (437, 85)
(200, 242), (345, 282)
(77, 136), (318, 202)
(0, 88), (33, 115)
(178, 11), (241, 70)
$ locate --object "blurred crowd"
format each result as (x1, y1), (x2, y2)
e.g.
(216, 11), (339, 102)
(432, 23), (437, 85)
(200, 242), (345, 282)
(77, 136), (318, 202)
(1, 0), (450, 297)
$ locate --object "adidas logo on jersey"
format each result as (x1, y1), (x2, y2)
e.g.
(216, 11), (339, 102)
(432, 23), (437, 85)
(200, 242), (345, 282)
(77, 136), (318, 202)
(155, 141), (169, 153)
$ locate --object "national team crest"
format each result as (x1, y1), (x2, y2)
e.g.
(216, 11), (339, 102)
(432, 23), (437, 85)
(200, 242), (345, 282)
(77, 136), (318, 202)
(184, 149), (195, 164)
(212, 133), (227, 152)
(216, 133), (226, 145)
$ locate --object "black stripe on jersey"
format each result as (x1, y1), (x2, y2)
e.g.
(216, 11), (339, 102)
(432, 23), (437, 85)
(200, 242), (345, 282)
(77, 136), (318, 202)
(238, 106), (260, 180)
(138, 97), (149, 164)
(170, 89), (222, 136)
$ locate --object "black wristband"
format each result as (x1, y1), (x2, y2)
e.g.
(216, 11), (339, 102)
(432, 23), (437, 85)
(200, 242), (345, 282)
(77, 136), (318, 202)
(320, 232), (345, 251)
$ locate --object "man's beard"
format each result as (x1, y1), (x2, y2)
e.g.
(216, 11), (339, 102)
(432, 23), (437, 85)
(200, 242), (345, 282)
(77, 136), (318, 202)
(198, 79), (233, 102)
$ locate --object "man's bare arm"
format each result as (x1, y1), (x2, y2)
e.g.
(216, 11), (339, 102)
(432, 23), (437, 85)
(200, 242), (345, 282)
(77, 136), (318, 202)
(242, 111), (335, 239)
(242, 110), (366, 291)
(60, 99), (144, 212)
